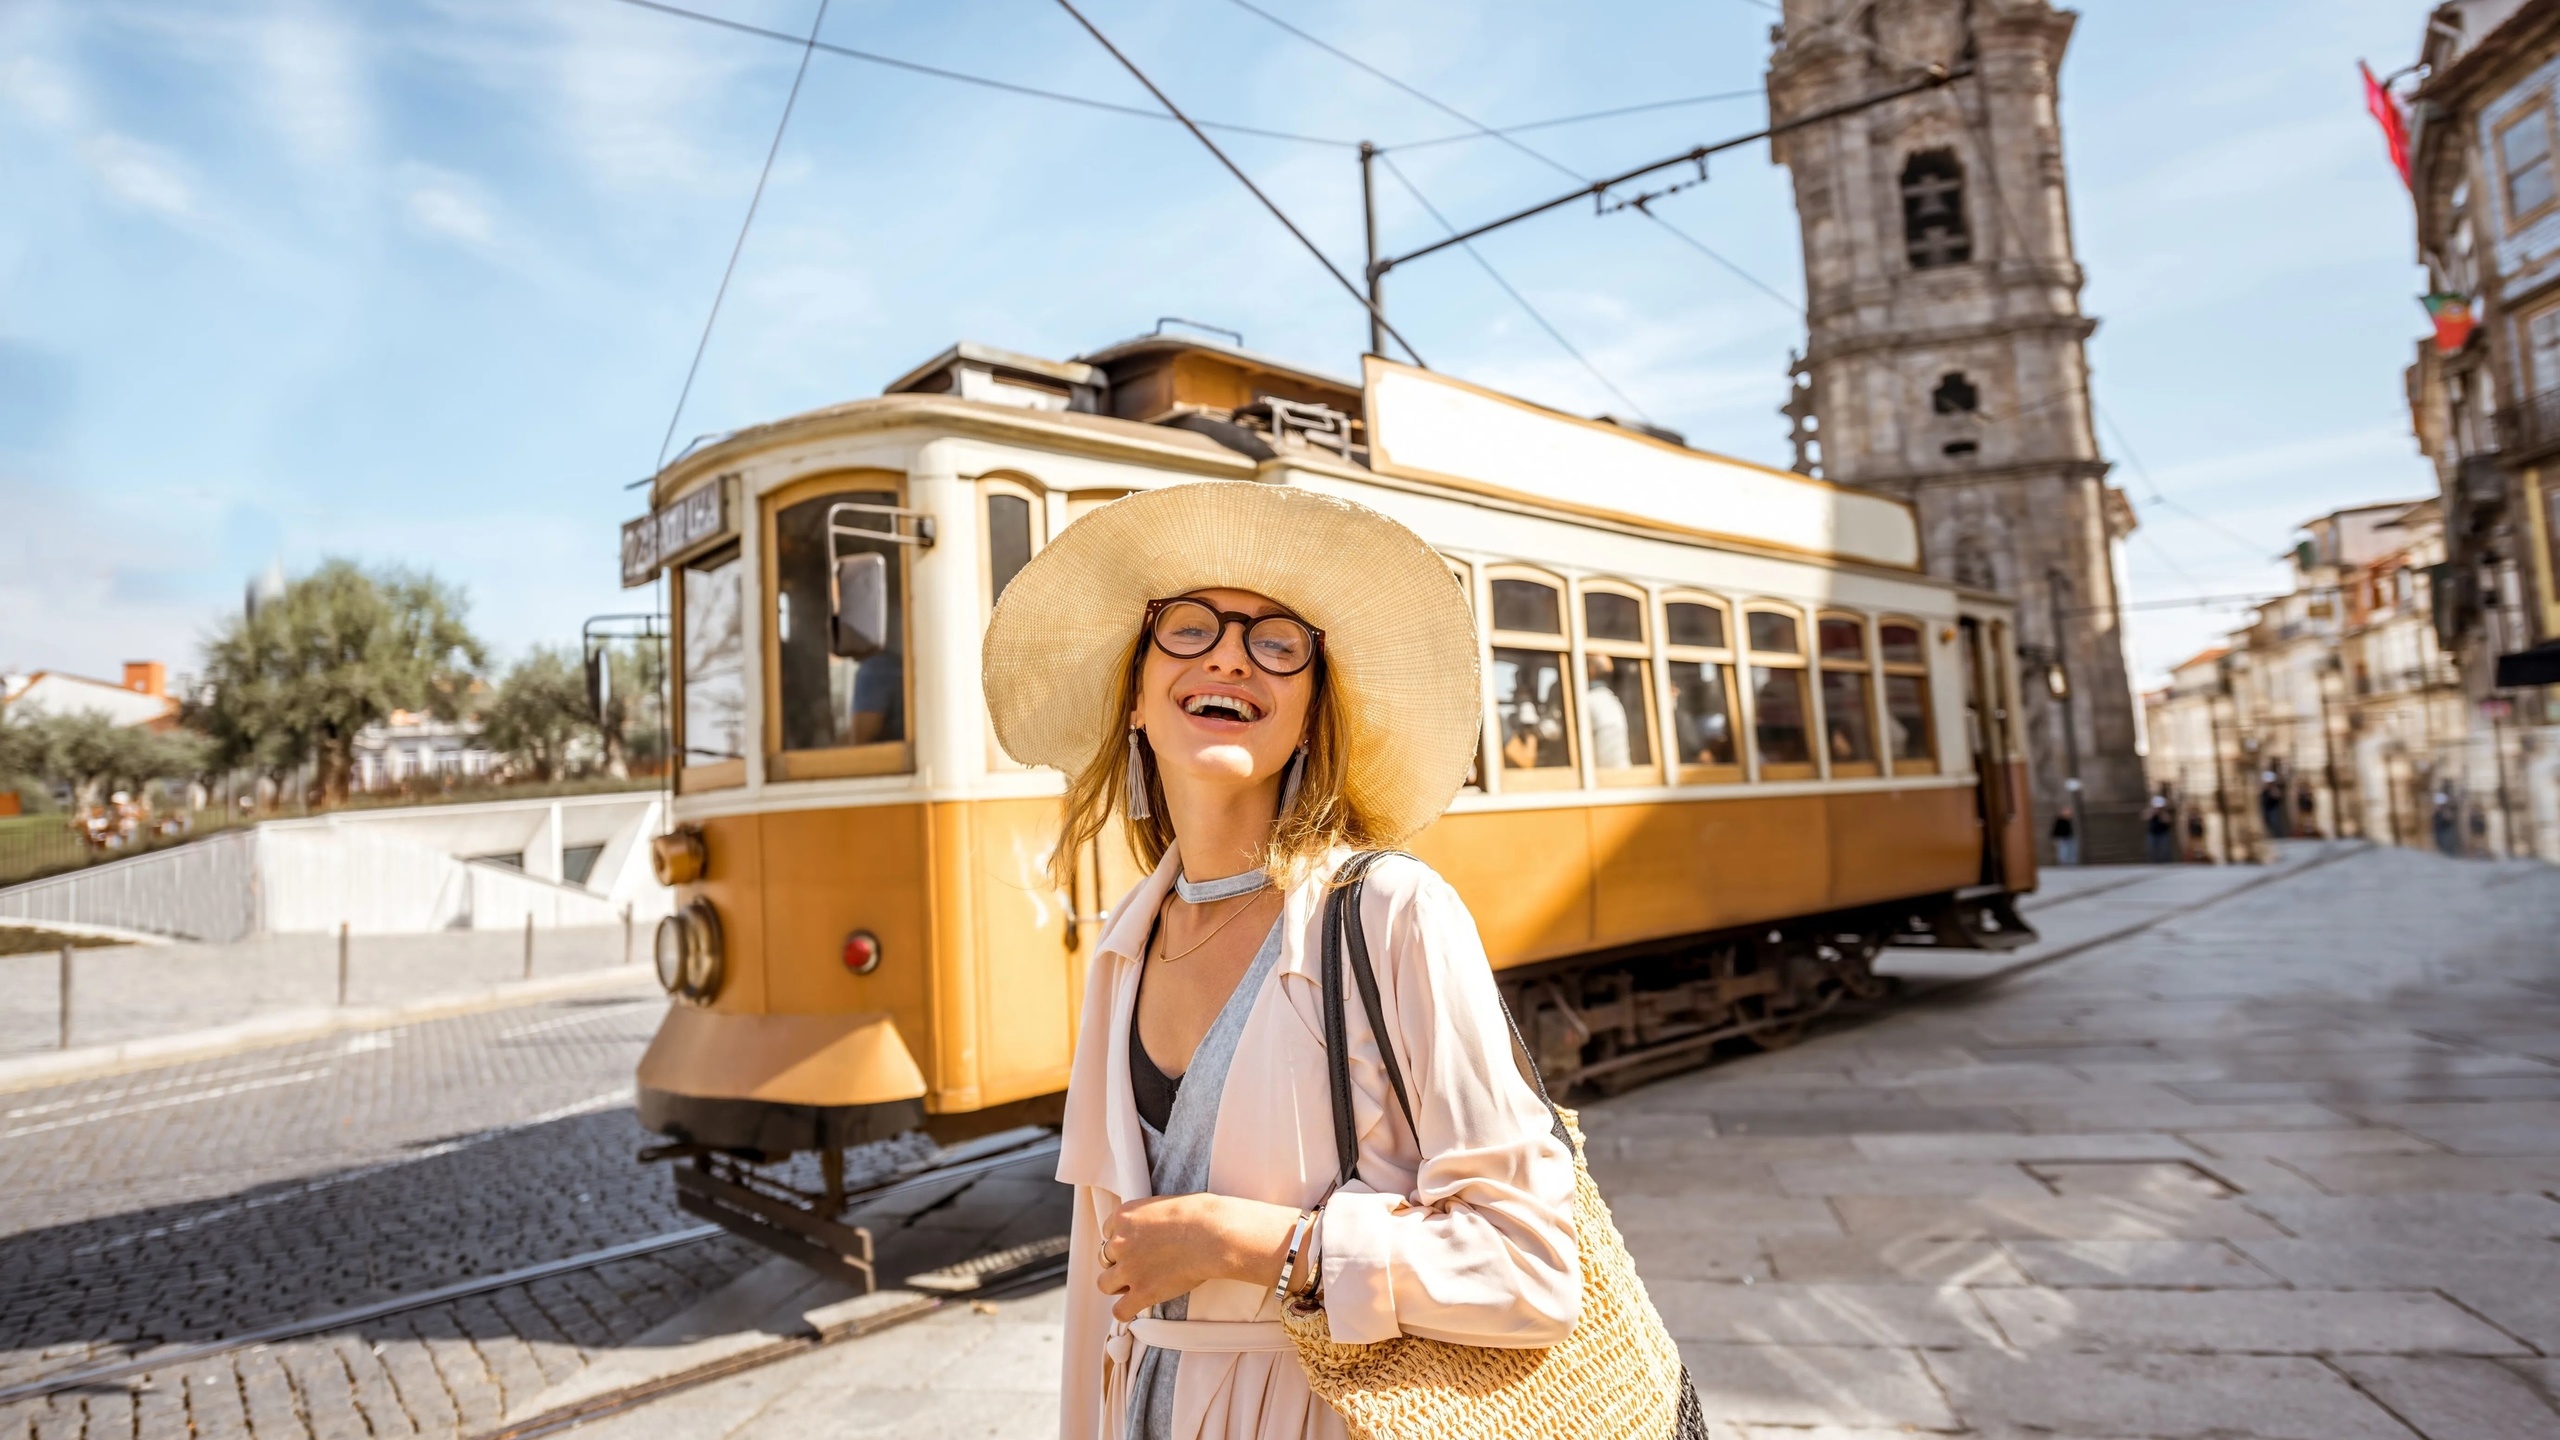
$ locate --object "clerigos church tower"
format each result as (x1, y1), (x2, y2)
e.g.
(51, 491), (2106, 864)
(1767, 0), (2145, 862)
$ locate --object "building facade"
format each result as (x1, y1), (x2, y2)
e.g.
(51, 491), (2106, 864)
(2141, 499), (2539, 861)
(1767, 0), (2146, 861)
(2403, 0), (2560, 856)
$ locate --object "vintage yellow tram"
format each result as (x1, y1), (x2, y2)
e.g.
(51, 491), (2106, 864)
(623, 335), (2037, 1278)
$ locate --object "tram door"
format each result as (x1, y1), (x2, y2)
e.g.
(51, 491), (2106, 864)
(1959, 616), (2014, 888)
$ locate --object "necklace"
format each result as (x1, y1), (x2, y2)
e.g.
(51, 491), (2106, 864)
(1156, 888), (1278, 964)
(1176, 868), (1271, 904)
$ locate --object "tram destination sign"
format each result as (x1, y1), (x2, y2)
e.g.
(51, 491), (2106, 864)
(621, 479), (732, 589)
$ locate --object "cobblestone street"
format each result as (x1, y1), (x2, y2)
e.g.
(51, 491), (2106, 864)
(5, 842), (2557, 1440)
(0, 980), (772, 1440)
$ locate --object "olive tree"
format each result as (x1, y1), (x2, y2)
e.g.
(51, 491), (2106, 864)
(195, 559), (484, 805)
(480, 646), (593, 783)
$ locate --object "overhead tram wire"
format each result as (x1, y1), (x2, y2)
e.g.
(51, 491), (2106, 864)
(1048, 0), (1427, 367)
(655, 0), (830, 472)
(602, 0), (1355, 148)
(1378, 153), (1653, 422)
(605, 0), (1778, 160)
(2094, 401), (2282, 565)
(1387, 88), (1769, 152)
(1222, 0), (1828, 319)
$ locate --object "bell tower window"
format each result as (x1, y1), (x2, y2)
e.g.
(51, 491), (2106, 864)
(1901, 149), (1972, 269)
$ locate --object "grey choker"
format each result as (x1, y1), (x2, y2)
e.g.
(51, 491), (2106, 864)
(1175, 868), (1272, 904)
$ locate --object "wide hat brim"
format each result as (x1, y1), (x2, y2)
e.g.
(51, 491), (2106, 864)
(982, 481), (1481, 845)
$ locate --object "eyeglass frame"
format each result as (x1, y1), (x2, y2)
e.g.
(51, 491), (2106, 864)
(1140, 596), (1326, 677)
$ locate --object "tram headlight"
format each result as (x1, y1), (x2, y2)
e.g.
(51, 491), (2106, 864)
(841, 929), (882, 976)
(653, 914), (688, 994)
(653, 898), (728, 1002)
(679, 897), (726, 1002)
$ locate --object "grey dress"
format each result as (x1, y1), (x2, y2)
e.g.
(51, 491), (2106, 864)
(1125, 916), (1286, 1440)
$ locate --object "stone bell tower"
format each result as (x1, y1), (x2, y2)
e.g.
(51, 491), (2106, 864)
(1768, 0), (2146, 862)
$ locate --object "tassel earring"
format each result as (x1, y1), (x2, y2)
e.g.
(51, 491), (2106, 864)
(1277, 747), (1307, 816)
(1124, 728), (1152, 820)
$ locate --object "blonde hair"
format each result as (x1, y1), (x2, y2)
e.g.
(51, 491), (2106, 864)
(1047, 637), (1378, 894)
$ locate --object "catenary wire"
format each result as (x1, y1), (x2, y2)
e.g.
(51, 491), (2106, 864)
(1222, 0), (1806, 318)
(605, 0), (1761, 154)
(1379, 154), (1653, 421)
(1387, 88), (1769, 152)
(601, 0), (1356, 148)
(654, 0), (830, 472)
(1048, 0), (1427, 366)
(2095, 401), (2281, 563)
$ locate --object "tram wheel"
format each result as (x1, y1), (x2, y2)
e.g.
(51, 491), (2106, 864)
(1833, 933), (1892, 1001)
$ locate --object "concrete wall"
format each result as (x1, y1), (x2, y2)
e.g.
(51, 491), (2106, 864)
(0, 792), (673, 942)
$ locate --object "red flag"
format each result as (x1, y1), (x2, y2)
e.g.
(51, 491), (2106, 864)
(2363, 61), (2411, 189)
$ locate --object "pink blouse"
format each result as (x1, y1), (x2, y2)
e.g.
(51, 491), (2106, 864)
(1055, 846), (1580, 1440)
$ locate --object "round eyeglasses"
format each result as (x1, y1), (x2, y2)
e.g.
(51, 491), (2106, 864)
(1143, 597), (1324, 677)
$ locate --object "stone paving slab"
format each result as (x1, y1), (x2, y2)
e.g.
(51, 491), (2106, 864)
(1921, 1349), (2417, 1440)
(1977, 1285), (2529, 1356)
(2333, 1356), (2560, 1440)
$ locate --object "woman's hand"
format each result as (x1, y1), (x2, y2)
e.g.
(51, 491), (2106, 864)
(1095, 1193), (1306, 1323)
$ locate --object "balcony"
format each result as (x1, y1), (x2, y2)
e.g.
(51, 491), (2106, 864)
(2493, 386), (2560, 464)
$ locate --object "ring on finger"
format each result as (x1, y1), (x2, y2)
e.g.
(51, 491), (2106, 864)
(1097, 1239), (1115, 1269)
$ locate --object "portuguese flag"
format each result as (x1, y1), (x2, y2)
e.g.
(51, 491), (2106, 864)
(2422, 293), (2476, 353)
(2363, 62), (2411, 189)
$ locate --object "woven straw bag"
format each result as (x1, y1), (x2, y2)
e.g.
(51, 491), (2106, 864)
(1283, 853), (1709, 1440)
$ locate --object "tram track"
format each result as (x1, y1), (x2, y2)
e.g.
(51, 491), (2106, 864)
(0, 1130), (1066, 1417)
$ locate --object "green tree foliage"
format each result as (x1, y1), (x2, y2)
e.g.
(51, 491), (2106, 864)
(195, 559), (485, 804)
(480, 646), (593, 783)
(0, 709), (208, 808)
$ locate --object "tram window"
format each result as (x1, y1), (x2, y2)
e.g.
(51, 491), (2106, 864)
(1668, 661), (1737, 767)
(1583, 591), (1643, 644)
(1664, 594), (1739, 783)
(1492, 646), (1573, 772)
(1821, 671), (1877, 766)
(1745, 605), (1814, 777)
(1491, 578), (1562, 635)
(988, 493), (1034, 604)
(679, 549), (748, 780)
(1751, 666), (1813, 766)
(1666, 601), (1726, 649)
(774, 488), (905, 755)
(1748, 610), (1801, 655)
(1879, 617), (1936, 772)
(1578, 585), (1655, 782)
(1817, 612), (1878, 776)
(1885, 674), (1934, 764)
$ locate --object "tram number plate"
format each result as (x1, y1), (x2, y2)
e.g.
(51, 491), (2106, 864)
(622, 482), (730, 587)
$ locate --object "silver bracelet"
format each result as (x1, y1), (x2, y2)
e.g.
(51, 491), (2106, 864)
(1273, 1208), (1319, 1302)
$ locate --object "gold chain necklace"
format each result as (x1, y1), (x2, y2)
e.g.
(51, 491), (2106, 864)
(1156, 889), (1279, 964)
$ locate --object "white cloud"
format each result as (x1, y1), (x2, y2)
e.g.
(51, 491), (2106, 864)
(256, 0), (370, 169)
(403, 166), (497, 247)
(3, 53), (79, 129)
(77, 133), (195, 218)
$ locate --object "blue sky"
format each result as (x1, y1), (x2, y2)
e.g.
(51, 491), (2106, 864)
(0, 0), (2440, 688)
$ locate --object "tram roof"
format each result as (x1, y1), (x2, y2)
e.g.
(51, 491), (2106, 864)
(650, 335), (1921, 572)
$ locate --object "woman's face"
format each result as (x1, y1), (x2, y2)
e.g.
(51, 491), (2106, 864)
(1131, 587), (1317, 799)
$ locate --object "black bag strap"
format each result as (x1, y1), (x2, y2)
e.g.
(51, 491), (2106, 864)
(1321, 852), (1567, 1193)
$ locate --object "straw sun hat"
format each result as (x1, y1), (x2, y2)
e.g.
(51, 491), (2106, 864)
(982, 481), (1481, 844)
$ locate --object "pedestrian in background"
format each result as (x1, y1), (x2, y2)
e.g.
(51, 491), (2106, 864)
(2052, 806), (2079, 866)
(984, 482), (1697, 1440)
(2145, 799), (2173, 864)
